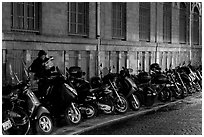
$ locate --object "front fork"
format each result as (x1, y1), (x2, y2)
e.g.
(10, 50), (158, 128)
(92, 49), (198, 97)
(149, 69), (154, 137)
(169, 74), (180, 91)
(71, 102), (79, 115)
(109, 80), (123, 103)
(177, 72), (188, 93)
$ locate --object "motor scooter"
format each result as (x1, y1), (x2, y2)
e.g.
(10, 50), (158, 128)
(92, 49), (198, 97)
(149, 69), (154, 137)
(67, 66), (115, 115)
(3, 64), (54, 135)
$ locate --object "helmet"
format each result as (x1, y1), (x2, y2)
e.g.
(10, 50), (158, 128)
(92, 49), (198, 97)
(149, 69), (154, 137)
(38, 50), (47, 57)
(150, 63), (161, 71)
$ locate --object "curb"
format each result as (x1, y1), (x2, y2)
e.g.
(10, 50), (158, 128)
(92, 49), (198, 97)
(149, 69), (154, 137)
(52, 99), (183, 135)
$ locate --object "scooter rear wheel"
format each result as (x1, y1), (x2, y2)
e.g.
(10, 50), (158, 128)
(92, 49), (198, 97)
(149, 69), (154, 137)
(36, 114), (53, 135)
(64, 104), (82, 125)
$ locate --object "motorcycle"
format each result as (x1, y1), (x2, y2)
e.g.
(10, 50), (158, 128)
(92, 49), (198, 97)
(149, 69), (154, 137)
(149, 63), (172, 102)
(165, 66), (185, 99)
(177, 63), (196, 94)
(3, 64), (54, 135)
(67, 66), (115, 115)
(2, 85), (30, 135)
(131, 70), (157, 107)
(186, 62), (202, 92)
(66, 66), (98, 119)
(116, 67), (141, 110)
(91, 66), (129, 114)
(31, 57), (82, 125)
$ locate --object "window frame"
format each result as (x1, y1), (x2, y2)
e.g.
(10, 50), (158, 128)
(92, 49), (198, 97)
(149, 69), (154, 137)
(139, 2), (151, 42)
(192, 7), (200, 45)
(11, 2), (40, 32)
(163, 2), (172, 43)
(112, 2), (126, 40)
(67, 2), (89, 37)
(179, 3), (187, 44)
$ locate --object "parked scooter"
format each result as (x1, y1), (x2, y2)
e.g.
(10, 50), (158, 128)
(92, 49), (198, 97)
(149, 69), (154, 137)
(31, 57), (82, 125)
(165, 64), (185, 99)
(3, 64), (54, 135)
(131, 69), (157, 107)
(177, 62), (196, 94)
(149, 63), (172, 102)
(67, 66), (115, 115)
(116, 67), (141, 110)
(66, 66), (98, 119)
(2, 85), (30, 135)
(186, 62), (202, 92)
(91, 66), (129, 114)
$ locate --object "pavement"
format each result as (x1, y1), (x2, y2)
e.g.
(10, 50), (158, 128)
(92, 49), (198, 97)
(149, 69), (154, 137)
(51, 95), (193, 135)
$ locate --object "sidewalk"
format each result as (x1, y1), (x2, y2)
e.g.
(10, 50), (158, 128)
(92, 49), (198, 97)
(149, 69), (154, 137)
(51, 96), (188, 135)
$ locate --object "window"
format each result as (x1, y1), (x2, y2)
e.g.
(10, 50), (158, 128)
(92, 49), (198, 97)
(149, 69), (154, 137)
(192, 7), (199, 45)
(163, 2), (172, 43)
(179, 3), (187, 44)
(112, 2), (126, 40)
(139, 2), (150, 41)
(67, 2), (89, 36)
(11, 2), (40, 32)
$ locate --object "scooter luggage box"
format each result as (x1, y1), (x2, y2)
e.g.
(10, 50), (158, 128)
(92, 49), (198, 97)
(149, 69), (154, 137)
(69, 66), (83, 78)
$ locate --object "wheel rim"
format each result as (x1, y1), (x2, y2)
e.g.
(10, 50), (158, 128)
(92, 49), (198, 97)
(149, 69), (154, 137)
(86, 106), (95, 118)
(39, 115), (52, 133)
(101, 97), (114, 114)
(67, 107), (81, 124)
(116, 96), (128, 113)
(131, 95), (140, 109)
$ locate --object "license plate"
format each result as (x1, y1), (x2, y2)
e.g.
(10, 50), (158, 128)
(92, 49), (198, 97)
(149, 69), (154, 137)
(2, 119), (12, 131)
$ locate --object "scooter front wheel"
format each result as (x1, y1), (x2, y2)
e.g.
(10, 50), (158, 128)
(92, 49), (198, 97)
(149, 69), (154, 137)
(114, 95), (129, 114)
(36, 114), (53, 135)
(129, 94), (141, 111)
(64, 104), (82, 125)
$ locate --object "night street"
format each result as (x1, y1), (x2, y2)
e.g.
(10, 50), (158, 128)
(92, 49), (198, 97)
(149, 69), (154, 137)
(81, 93), (202, 135)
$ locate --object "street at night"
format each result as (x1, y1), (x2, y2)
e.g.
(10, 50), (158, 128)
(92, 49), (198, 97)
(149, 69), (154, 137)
(81, 93), (202, 135)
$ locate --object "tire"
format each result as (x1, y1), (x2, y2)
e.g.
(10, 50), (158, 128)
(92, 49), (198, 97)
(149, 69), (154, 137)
(64, 104), (82, 125)
(129, 94), (141, 110)
(84, 104), (98, 119)
(158, 91), (166, 102)
(36, 114), (53, 135)
(158, 87), (172, 102)
(2, 107), (30, 135)
(100, 97), (115, 115)
(172, 85), (183, 99)
(186, 84), (193, 94)
(194, 82), (201, 92)
(114, 95), (129, 114)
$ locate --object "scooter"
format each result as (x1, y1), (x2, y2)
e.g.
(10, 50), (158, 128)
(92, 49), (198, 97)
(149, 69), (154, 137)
(3, 64), (54, 135)
(116, 67), (141, 110)
(2, 85), (30, 135)
(131, 70), (157, 107)
(149, 63), (172, 102)
(36, 66), (82, 125)
(165, 65), (184, 99)
(66, 66), (98, 119)
(91, 66), (129, 114)
(67, 66), (115, 115)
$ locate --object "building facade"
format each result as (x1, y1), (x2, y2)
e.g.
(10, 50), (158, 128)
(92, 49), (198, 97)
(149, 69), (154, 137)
(2, 2), (202, 85)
